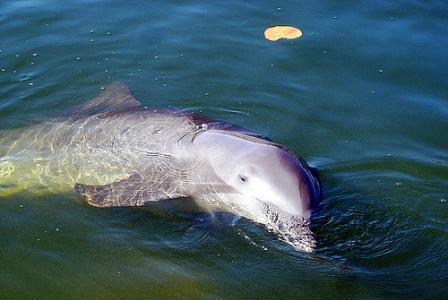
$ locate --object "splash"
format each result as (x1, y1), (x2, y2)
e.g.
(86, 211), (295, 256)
(264, 204), (316, 252)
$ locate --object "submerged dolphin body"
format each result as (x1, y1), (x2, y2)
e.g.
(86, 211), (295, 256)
(0, 83), (321, 252)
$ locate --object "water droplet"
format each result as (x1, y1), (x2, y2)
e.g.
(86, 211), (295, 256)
(100, 86), (105, 90)
(441, 199), (446, 203)
(395, 182), (402, 186)
(28, 82), (34, 86)
(277, 7), (282, 11)
(15, 54), (20, 58)
(1, 68), (5, 72)
(333, 16), (338, 19)
(154, 55), (159, 59)
(378, 69), (384, 73)
(89, 39), (95, 42)
(386, 153), (392, 157)
(90, 29), (95, 33)
(205, 92), (209, 96)
(19, 204), (24, 208)
(75, 57), (81, 61)
(32, 53), (37, 57)
(106, 31), (111, 35)
(163, 83), (167, 87)
(323, 50), (328, 54)
(56, 228), (60, 232)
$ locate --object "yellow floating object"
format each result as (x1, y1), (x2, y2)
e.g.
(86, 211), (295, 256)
(264, 26), (303, 41)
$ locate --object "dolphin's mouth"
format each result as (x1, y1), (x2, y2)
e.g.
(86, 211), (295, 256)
(263, 203), (316, 252)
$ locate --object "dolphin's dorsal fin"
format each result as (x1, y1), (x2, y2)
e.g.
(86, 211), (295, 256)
(76, 82), (142, 116)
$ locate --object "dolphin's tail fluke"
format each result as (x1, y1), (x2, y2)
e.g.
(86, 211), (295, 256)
(0, 158), (18, 198)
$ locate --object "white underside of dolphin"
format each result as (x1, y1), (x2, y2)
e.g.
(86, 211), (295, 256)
(0, 82), (321, 252)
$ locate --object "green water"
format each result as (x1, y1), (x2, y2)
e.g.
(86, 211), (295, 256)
(1, 0), (447, 299)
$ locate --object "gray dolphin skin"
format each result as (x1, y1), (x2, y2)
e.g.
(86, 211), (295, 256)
(0, 83), (321, 252)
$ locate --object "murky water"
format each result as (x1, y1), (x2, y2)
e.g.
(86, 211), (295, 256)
(1, 0), (447, 299)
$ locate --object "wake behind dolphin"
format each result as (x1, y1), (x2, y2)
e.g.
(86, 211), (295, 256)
(0, 82), (321, 252)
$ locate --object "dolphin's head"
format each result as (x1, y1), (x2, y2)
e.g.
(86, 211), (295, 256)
(192, 129), (321, 252)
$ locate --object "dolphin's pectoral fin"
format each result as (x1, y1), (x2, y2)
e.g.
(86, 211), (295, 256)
(75, 174), (185, 207)
(74, 82), (143, 117)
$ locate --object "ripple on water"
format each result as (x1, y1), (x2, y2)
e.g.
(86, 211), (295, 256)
(311, 151), (448, 296)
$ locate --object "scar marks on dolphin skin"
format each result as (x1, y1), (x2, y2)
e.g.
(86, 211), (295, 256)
(178, 123), (208, 143)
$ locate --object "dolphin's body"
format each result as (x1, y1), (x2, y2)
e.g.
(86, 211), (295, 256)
(0, 83), (320, 252)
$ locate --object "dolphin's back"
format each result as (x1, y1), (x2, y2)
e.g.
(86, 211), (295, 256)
(0, 85), (199, 197)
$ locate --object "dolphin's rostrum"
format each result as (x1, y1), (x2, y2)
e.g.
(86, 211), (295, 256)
(0, 83), (321, 252)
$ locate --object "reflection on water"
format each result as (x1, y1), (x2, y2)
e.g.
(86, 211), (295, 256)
(0, 0), (447, 299)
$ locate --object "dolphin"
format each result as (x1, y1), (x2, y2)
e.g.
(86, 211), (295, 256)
(0, 82), (321, 252)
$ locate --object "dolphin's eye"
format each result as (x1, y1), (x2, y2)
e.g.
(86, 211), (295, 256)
(239, 175), (248, 183)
